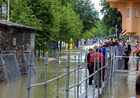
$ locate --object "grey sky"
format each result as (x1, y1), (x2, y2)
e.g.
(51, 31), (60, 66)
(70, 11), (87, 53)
(91, 0), (103, 19)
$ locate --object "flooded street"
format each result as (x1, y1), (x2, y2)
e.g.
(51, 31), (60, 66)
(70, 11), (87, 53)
(103, 57), (138, 98)
(0, 44), (139, 98)
(0, 45), (91, 98)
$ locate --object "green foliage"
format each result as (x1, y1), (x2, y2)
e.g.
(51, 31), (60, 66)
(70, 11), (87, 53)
(100, 0), (122, 37)
(59, 3), (83, 43)
(96, 20), (109, 38)
(73, 0), (99, 33)
(121, 36), (129, 41)
(82, 27), (98, 39)
(1, 0), (99, 51)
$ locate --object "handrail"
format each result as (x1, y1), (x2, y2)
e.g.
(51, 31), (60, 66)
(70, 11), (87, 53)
(30, 65), (86, 88)
(27, 46), (121, 98)
(68, 61), (110, 89)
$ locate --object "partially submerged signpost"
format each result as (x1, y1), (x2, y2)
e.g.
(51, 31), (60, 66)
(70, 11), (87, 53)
(1, 3), (7, 18)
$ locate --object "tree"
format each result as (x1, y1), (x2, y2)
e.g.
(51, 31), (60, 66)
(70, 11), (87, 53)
(26, 0), (61, 51)
(100, 0), (122, 37)
(59, 3), (83, 43)
(73, 0), (98, 33)
(96, 20), (109, 39)
(82, 27), (98, 39)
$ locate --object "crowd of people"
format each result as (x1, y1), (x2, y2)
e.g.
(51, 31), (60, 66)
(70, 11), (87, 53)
(86, 38), (140, 97)
(86, 38), (140, 86)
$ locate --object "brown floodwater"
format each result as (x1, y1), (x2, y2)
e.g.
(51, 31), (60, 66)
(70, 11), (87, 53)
(0, 44), (139, 98)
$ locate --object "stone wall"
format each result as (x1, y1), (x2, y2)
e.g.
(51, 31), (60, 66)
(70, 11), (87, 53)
(0, 25), (36, 75)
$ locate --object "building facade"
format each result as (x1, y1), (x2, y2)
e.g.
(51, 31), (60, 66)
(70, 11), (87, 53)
(0, 19), (37, 75)
(106, 0), (140, 39)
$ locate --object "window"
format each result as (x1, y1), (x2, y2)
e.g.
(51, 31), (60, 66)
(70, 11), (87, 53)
(135, 8), (138, 18)
(127, 8), (130, 18)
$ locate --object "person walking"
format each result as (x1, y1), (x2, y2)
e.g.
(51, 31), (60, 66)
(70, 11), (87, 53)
(128, 42), (132, 53)
(123, 46), (130, 70)
(89, 48), (104, 87)
(133, 44), (140, 71)
(87, 48), (93, 85)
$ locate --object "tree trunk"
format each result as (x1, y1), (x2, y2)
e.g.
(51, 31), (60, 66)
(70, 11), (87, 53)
(43, 50), (45, 57)
(60, 41), (62, 51)
(57, 41), (59, 51)
(76, 39), (79, 47)
(38, 49), (40, 58)
(54, 41), (56, 52)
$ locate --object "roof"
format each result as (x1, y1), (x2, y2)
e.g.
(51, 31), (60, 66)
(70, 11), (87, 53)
(0, 19), (37, 31)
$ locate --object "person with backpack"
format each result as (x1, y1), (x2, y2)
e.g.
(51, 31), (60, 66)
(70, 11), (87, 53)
(133, 44), (140, 70)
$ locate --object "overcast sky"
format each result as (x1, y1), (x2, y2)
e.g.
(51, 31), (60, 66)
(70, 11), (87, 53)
(91, 0), (103, 19)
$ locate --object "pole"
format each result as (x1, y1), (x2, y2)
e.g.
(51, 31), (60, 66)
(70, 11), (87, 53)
(56, 51), (59, 98)
(101, 48), (103, 97)
(85, 49), (88, 98)
(93, 49), (96, 98)
(77, 54), (80, 98)
(97, 48), (100, 98)
(74, 47), (76, 98)
(44, 53), (48, 98)
(8, 0), (9, 21)
(80, 49), (82, 94)
(66, 52), (70, 98)
(27, 51), (31, 98)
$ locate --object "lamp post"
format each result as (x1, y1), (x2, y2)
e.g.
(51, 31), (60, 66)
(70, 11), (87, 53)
(116, 25), (118, 38)
(8, 0), (9, 21)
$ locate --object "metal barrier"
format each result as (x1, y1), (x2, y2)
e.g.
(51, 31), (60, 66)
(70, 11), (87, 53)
(26, 47), (116, 98)
(0, 51), (21, 82)
(23, 51), (41, 77)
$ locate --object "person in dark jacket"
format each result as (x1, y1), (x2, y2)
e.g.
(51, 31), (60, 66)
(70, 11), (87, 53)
(87, 48), (93, 85)
(123, 46), (130, 70)
(128, 42), (131, 53)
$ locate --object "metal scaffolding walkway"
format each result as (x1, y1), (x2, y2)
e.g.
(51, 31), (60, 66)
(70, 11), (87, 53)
(26, 46), (139, 98)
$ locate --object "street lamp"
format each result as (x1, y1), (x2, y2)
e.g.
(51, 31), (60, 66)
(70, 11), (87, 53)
(8, 0), (9, 21)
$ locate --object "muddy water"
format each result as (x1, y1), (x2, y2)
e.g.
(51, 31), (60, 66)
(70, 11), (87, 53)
(0, 44), (139, 98)
(0, 45), (91, 98)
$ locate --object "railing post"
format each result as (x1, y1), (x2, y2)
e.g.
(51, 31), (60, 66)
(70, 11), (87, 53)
(77, 54), (80, 98)
(101, 48), (103, 97)
(85, 49), (88, 98)
(93, 50), (96, 98)
(80, 49), (82, 94)
(66, 52), (70, 98)
(74, 47), (77, 98)
(27, 51), (32, 98)
(44, 53), (48, 98)
(56, 51), (59, 98)
(97, 48), (100, 98)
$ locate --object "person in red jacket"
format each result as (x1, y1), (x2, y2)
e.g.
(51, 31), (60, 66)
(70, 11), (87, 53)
(89, 48), (104, 87)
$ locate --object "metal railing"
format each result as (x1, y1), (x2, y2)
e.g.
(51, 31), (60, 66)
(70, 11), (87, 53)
(27, 47), (117, 98)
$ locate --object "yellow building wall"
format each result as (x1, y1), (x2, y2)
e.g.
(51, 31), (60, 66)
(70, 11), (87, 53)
(106, 0), (140, 36)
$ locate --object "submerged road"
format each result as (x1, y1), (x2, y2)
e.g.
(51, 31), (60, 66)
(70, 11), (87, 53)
(0, 44), (138, 98)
